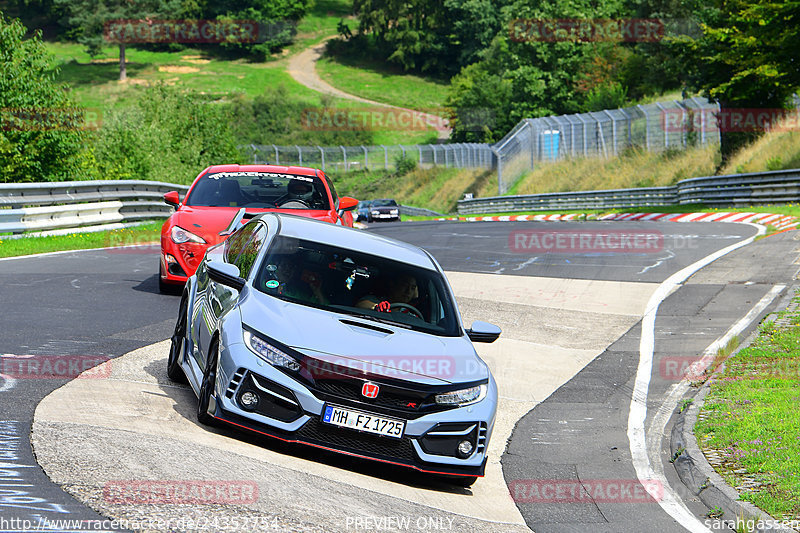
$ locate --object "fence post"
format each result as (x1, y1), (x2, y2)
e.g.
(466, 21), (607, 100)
(655, 103), (668, 149)
(691, 97), (706, 145)
(492, 146), (503, 195)
(361, 145), (368, 168)
(296, 145), (302, 165)
(381, 145), (388, 168)
(250, 144), (257, 163)
(319, 146), (325, 171)
(273, 144), (279, 165)
(430, 144), (437, 165)
(341, 146), (347, 172)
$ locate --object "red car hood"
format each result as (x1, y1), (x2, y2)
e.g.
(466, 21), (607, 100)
(172, 206), (337, 245)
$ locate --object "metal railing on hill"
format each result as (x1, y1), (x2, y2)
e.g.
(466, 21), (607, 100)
(457, 168), (800, 215)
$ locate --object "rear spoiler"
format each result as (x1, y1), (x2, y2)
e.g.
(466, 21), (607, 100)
(219, 208), (257, 236)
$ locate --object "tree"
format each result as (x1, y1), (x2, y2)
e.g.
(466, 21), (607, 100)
(0, 12), (94, 182)
(676, 0), (800, 162)
(55, 0), (180, 81)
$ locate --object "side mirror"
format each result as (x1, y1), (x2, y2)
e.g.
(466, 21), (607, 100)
(338, 197), (358, 211)
(207, 261), (245, 291)
(466, 321), (501, 343)
(164, 191), (180, 208)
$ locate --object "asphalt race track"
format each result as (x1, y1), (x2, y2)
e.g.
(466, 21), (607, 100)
(2, 220), (799, 533)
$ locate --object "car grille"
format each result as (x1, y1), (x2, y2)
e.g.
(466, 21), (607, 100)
(296, 416), (416, 462)
(313, 380), (433, 412)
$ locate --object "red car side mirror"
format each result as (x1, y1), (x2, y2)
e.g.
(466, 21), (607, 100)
(164, 191), (180, 208)
(338, 197), (358, 211)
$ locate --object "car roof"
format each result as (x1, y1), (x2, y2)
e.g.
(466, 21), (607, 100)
(205, 164), (321, 178)
(257, 213), (438, 271)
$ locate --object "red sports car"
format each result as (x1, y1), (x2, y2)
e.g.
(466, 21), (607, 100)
(159, 164), (357, 293)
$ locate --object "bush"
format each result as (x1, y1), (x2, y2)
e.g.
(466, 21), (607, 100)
(93, 85), (242, 183)
(0, 14), (94, 182)
(394, 153), (417, 176)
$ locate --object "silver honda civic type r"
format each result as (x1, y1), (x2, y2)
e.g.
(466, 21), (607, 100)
(167, 212), (501, 485)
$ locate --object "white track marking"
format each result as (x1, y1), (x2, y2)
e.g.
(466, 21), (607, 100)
(646, 284), (785, 515)
(628, 223), (766, 533)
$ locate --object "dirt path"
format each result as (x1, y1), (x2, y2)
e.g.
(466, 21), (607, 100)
(287, 38), (451, 141)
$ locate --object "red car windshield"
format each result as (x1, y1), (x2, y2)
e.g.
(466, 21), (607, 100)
(186, 171), (330, 210)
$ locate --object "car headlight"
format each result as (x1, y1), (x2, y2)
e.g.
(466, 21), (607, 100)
(371, 210), (380, 215)
(243, 330), (300, 372)
(170, 225), (206, 244)
(390, 209), (399, 215)
(435, 383), (487, 406)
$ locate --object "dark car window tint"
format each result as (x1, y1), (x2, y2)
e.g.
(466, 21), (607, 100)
(255, 236), (459, 337)
(186, 171), (330, 210)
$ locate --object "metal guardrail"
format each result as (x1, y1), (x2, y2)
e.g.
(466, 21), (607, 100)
(0, 180), (189, 234)
(398, 205), (446, 217)
(458, 168), (800, 214)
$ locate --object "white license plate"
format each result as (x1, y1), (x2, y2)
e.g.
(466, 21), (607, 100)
(322, 405), (405, 439)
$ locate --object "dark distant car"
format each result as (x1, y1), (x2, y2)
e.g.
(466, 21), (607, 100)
(366, 199), (401, 222)
(159, 164), (357, 293)
(355, 200), (373, 222)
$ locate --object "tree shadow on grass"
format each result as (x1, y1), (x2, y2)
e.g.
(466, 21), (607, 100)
(55, 59), (149, 86)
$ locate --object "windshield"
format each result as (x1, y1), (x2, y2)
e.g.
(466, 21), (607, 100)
(255, 236), (460, 337)
(186, 171), (330, 210)
(372, 199), (397, 207)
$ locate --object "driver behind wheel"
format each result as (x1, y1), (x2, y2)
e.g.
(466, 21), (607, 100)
(356, 274), (419, 314)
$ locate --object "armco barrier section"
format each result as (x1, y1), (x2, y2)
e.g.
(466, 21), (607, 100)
(458, 168), (800, 214)
(0, 180), (189, 234)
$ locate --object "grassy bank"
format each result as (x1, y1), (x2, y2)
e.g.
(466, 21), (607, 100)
(695, 293), (800, 520)
(509, 144), (720, 195)
(334, 167), (493, 214)
(0, 222), (162, 258)
(316, 52), (450, 111)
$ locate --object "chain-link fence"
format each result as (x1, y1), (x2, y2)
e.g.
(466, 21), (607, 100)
(493, 97), (723, 194)
(243, 143), (495, 173)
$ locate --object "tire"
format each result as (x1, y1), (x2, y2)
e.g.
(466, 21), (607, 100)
(197, 339), (219, 426)
(167, 294), (188, 383)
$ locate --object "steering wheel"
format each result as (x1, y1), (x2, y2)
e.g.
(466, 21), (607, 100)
(390, 302), (424, 320)
(275, 197), (311, 209)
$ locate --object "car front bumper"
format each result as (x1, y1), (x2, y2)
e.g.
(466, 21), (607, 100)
(210, 341), (496, 478)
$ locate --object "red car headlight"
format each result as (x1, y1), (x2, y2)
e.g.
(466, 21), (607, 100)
(170, 225), (206, 244)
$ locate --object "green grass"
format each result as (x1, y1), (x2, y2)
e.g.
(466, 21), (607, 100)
(316, 54), (450, 111)
(290, 0), (355, 52)
(46, 41), (436, 145)
(0, 222), (162, 258)
(695, 293), (800, 520)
